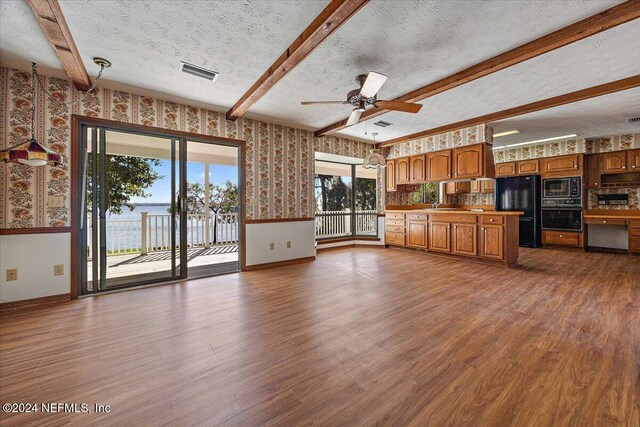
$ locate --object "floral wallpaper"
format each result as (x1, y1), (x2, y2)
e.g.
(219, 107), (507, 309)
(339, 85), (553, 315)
(493, 134), (639, 163)
(387, 124), (493, 159)
(0, 67), (378, 228)
(443, 192), (494, 207)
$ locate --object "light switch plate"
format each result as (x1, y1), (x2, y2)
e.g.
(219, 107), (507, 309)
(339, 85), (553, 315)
(54, 264), (64, 276)
(6, 269), (17, 281)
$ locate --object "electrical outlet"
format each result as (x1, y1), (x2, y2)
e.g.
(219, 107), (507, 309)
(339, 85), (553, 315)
(269, 242), (275, 250)
(54, 264), (64, 276)
(287, 241), (291, 248)
(6, 269), (17, 281)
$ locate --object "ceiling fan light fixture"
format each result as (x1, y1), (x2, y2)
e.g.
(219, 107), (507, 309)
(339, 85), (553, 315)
(362, 147), (386, 169)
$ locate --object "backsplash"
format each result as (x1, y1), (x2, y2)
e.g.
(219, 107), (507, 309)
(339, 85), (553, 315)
(587, 188), (640, 210)
(443, 192), (494, 207)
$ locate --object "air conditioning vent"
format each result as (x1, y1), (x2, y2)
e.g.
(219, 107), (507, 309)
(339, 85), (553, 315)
(628, 117), (640, 123)
(374, 120), (392, 127)
(179, 62), (219, 81)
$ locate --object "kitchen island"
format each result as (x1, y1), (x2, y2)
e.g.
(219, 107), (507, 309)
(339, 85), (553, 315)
(385, 208), (523, 267)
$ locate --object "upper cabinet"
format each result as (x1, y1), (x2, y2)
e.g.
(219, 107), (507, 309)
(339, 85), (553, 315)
(385, 159), (396, 192)
(427, 150), (452, 181)
(517, 159), (539, 175)
(396, 157), (411, 184)
(585, 154), (601, 190)
(629, 149), (640, 171)
(410, 154), (426, 183)
(496, 162), (516, 177)
(481, 179), (495, 193)
(601, 151), (627, 174)
(453, 144), (494, 179)
(541, 154), (583, 177)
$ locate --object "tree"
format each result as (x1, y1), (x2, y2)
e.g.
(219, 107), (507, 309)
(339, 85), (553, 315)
(314, 174), (350, 211)
(354, 177), (376, 211)
(174, 180), (238, 244)
(88, 155), (162, 215)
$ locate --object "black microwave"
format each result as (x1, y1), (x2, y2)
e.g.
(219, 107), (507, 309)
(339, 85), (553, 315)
(542, 177), (581, 199)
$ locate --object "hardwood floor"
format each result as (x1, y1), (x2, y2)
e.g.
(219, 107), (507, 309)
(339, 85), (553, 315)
(1, 247), (639, 426)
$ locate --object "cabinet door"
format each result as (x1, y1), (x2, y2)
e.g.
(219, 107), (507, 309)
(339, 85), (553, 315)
(410, 154), (426, 183)
(495, 162), (516, 177)
(407, 221), (428, 248)
(585, 154), (601, 190)
(628, 149), (640, 171)
(385, 160), (396, 192)
(481, 179), (495, 193)
(444, 182), (456, 195)
(517, 159), (539, 175)
(428, 222), (451, 252)
(480, 225), (503, 260)
(542, 154), (581, 174)
(427, 150), (452, 181)
(453, 144), (483, 179)
(396, 157), (411, 184)
(452, 223), (477, 256)
(601, 151), (627, 174)
(470, 180), (482, 193)
(456, 181), (471, 193)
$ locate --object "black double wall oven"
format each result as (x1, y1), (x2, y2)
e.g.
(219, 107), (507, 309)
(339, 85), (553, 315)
(541, 177), (583, 232)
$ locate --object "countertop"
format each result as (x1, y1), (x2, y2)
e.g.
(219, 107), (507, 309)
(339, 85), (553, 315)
(583, 210), (640, 221)
(385, 208), (524, 216)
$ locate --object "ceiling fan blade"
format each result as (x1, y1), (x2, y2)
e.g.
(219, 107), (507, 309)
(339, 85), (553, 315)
(375, 100), (423, 113)
(301, 101), (348, 105)
(360, 72), (387, 98)
(346, 109), (362, 126)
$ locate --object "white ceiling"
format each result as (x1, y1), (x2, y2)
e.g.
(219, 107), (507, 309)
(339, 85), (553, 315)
(1, 0), (638, 145)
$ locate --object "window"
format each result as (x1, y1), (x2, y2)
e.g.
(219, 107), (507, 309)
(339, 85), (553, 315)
(314, 160), (377, 239)
(412, 182), (439, 205)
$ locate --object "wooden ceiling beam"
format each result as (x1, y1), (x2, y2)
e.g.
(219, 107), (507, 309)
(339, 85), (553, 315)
(377, 75), (640, 147)
(27, 0), (92, 91)
(226, 0), (369, 121)
(315, 0), (640, 137)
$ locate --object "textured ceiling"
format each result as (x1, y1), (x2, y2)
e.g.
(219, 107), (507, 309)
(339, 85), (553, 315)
(491, 87), (640, 147)
(1, 0), (638, 145)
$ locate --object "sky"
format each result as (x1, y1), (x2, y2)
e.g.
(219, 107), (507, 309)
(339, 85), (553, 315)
(130, 161), (238, 204)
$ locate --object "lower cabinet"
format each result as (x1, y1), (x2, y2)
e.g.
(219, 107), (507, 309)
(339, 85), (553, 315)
(428, 222), (451, 253)
(480, 225), (504, 260)
(407, 221), (428, 248)
(452, 223), (477, 256)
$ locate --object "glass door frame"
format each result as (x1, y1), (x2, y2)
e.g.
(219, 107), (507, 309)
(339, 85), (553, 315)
(70, 115), (245, 297)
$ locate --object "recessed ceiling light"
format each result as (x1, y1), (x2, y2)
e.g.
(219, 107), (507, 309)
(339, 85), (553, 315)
(179, 62), (219, 81)
(493, 130), (519, 138)
(493, 134), (577, 149)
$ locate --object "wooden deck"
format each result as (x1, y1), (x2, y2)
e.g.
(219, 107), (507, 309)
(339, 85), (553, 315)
(1, 247), (638, 426)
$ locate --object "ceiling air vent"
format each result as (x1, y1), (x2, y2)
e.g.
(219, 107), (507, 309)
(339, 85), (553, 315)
(374, 120), (392, 127)
(179, 62), (219, 81)
(628, 117), (640, 123)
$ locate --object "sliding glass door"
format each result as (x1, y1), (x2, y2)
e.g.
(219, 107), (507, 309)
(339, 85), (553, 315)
(79, 125), (240, 295)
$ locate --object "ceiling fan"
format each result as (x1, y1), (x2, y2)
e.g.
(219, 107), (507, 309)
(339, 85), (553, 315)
(301, 72), (423, 126)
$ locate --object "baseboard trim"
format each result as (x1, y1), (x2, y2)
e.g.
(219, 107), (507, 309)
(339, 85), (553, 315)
(0, 293), (71, 313)
(317, 243), (385, 252)
(244, 256), (316, 271)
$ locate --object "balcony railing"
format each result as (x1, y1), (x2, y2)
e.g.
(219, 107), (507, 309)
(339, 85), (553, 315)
(315, 210), (377, 239)
(88, 212), (239, 259)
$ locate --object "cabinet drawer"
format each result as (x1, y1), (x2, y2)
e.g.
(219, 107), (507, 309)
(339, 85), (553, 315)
(629, 237), (640, 254)
(481, 215), (504, 225)
(386, 212), (405, 220)
(385, 232), (406, 246)
(543, 230), (583, 247)
(630, 227), (640, 238)
(385, 219), (405, 227)
(385, 224), (405, 233)
(584, 217), (626, 226)
(430, 214), (477, 224)
(406, 213), (429, 221)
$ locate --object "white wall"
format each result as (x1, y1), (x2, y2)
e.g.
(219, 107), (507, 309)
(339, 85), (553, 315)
(0, 233), (71, 303)
(245, 220), (316, 266)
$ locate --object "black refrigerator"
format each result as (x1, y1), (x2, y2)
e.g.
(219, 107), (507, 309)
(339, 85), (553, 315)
(495, 175), (542, 248)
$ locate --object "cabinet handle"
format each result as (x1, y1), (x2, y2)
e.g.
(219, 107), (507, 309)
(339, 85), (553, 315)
(603, 221), (607, 224)
(481, 227), (485, 231)
(623, 166), (626, 169)
(559, 234), (563, 237)
(633, 165), (637, 168)
(489, 219), (494, 222)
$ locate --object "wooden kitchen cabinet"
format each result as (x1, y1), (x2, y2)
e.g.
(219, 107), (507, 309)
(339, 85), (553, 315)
(407, 221), (428, 248)
(470, 180), (482, 193)
(428, 222), (451, 253)
(409, 154), (427, 183)
(452, 223), (477, 256)
(445, 181), (471, 195)
(480, 225), (503, 260)
(601, 151), (627, 174)
(541, 154), (582, 177)
(627, 149), (640, 171)
(396, 157), (411, 184)
(496, 162), (516, 177)
(427, 150), (452, 181)
(385, 160), (396, 192)
(453, 144), (494, 179)
(585, 154), (601, 190)
(517, 159), (539, 175)
(481, 179), (495, 193)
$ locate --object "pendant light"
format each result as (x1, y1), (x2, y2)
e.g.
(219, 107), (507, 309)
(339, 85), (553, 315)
(362, 132), (387, 169)
(0, 64), (62, 167)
